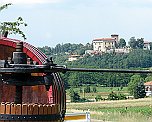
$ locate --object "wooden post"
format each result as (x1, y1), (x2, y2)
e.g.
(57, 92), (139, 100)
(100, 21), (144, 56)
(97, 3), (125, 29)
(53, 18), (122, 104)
(38, 104), (43, 122)
(0, 103), (5, 122)
(5, 103), (11, 122)
(11, 103), (16, 122)
(27, 104), (33, 122)
(22, 104), (28, 122)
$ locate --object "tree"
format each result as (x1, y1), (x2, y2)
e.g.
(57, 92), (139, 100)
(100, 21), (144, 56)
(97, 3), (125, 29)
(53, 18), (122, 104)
(145, 75), (152, 82)
(134, 81), (146, 99)
(118, 38), (126, 48)
(136, 38), (144, 49)
(84, 85), (91, 93)
(69, 89), (80, 102)
(0, 3), (12, 12)
(128, 75), (144, 98)
(0, 3), (27, 39)
(128, 37), (137, 49)
(92, 86), (97, 93)
(149, 42), (152, 50)
(107, 91), (118, 100)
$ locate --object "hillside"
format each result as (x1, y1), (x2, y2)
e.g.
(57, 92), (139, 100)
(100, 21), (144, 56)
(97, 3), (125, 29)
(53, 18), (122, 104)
(38, 43), (152, 88)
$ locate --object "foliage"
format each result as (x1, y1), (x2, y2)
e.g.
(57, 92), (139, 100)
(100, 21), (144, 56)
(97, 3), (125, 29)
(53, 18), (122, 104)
(107, 91), (119, 100)
(0, 3), (12, 11)
(38, 43), (93, 56)
(84, 85), (91, 93)
(129, 37), (137, 49)
(92, 86), (97, 93)
(136, 38), (144, 49)
(69, 88), (80, 102)
(144, 74), (152, 82)
(128, 75), (145, 98)
(40, 41), (152, 88)
(118, 38), (126, 48)
(117, 93), (127, 100)
(128, 37), (144, 49)
(134, 81), (146, 99)
(60, 49), (152, 88)
(0, 3), (27, 40)
(95, 95), (103, 101)
(107, 91), (127, 100)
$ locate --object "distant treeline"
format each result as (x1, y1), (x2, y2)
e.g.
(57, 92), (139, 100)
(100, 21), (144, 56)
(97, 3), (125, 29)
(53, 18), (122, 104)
(38, 43), (92, 56)
(39, 43), (152, 88)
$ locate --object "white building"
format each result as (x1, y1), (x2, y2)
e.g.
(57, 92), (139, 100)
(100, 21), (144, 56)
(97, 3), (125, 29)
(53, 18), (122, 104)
(144, 81), (152, 96)
(68, 55), (81, 62)
(92, 34), (119, 53)
(143, 41), (151, 50)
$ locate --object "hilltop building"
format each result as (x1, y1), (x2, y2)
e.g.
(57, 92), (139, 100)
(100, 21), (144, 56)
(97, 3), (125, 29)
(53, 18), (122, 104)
(143, 41), (151, 50)
(92, 34), (118, 53)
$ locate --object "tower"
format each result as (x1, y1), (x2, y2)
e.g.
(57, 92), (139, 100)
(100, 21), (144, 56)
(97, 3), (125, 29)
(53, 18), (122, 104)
(111, 34), (119, 42)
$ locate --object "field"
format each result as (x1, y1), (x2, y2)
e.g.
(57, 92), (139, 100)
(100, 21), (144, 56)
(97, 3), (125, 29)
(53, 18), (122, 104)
(66, 97), (152, 122)
(66, 86), (128, 100)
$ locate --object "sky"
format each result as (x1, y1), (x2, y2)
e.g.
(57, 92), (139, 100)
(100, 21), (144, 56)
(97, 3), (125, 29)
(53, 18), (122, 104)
(1, 0), (152, 47)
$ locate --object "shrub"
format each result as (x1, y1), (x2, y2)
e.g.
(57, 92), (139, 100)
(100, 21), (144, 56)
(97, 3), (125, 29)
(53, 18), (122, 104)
(95, 95), (103, 101)
(84, 86), (91, 93)
(108, 92), (127, 100)
(107, 91), (119, 100)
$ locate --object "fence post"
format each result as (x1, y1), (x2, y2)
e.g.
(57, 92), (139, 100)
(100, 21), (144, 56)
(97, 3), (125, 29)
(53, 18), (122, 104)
(86, 111), (91, 122)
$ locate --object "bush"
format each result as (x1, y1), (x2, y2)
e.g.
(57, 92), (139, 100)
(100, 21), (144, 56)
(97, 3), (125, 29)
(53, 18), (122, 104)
(95, 95), (103, 101)
(117, 93), (127, 100)
(107, 92), (127, 100)
(84, 86), (91, 93)
(108, 91), (119, 100)
(92, 86), (97, 93)
(69, 89), (80, 102)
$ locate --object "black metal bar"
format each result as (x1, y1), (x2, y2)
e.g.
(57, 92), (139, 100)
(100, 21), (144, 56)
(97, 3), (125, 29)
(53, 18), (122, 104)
(0, 114), (61, 121)
(0, 67), (152, 74)
(64, 68), (152, 74)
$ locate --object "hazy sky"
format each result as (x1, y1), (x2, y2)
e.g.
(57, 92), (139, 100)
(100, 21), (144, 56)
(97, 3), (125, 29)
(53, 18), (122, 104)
(1, 0), (152, 47)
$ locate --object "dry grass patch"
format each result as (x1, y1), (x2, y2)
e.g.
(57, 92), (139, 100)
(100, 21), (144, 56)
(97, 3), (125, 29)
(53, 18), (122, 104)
(67, 98), (152, 121)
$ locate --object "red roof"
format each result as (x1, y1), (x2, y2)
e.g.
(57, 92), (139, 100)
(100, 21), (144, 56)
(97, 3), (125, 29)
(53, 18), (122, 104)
(144, 81), (152, 85)
(93, 38), (115, 41)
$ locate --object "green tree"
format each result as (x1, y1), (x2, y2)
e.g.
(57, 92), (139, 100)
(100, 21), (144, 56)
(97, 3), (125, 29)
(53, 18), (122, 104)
(95, 95), (102, 101)
(149, 42), (152, 50)
(118, 38), (126, 48)
(69, 89), (80, 102)
(134, 81), (146, 99)
(128, 75), (144, 98)
(107, 91), (118, 100)
(129, 37), (137, 49)
(136, 38), (144, 49)
(0, 3), (27, 39)
(84, 85), (91, 93)
(92, 86), (97, 93)
(145, 75), (152, 82)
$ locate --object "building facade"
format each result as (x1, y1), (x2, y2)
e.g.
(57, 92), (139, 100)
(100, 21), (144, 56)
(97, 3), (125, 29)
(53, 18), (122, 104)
(143, 41), (151, 50)
(92, 35), (119, 53)
(144, 81), (152, 96)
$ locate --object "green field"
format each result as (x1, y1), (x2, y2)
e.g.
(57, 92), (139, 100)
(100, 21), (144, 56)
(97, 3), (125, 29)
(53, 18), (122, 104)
(66, 86), (128, 100)
(67, 98), (152, 122)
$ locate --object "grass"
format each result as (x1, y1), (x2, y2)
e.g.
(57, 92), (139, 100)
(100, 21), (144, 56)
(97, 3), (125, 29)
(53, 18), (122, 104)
(66, 86), (128, 100)
(66, 97), (152, 122)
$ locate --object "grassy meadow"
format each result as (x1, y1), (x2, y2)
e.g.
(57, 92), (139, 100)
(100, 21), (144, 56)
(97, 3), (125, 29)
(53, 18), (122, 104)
(66, 86), (128, 100)
(66, 97), (152, 122)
